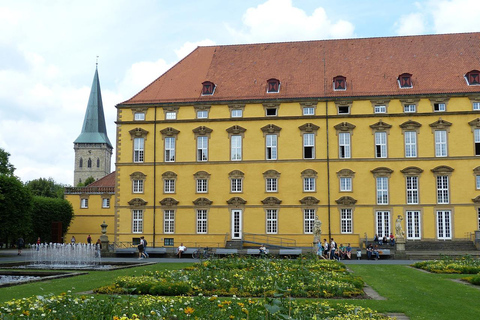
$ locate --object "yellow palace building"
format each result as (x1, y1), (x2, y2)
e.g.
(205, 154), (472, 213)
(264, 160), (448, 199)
(69, 33), (480, 249)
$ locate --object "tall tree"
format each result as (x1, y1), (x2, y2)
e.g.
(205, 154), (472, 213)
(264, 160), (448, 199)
(0, 148), (15, 176)
(31, 196), (74, 243)
(25, 178), (65, 199)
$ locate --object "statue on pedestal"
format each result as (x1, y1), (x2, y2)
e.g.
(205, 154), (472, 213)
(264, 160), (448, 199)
(395, 215), (405, 238)
(313, 215), (322, 243)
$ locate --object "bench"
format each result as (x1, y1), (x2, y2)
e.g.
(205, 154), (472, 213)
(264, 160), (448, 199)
(246, 248), (269, 255)
(214, 248), (238, 255)
(279, 249), (302, 257)
(146, 248), (167, 255)
(378, 249), (391, 256)
(175, 248), (197, 257)
(115, 248), (137, 255)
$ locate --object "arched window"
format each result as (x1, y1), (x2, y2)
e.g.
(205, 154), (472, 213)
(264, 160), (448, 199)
(97, 158), (100, 168)
(79, 158), (83, 168)
(87, 158), (92, 168)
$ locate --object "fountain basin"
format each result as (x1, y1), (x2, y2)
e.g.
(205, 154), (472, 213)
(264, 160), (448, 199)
(0, 270), (87, 288)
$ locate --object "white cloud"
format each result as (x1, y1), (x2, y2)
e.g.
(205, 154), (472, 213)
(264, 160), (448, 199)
(174, 39), (216, 60)
(229, 0), (355, 43)
(430, 0), (480, 34)
(395, 12), (427, 36)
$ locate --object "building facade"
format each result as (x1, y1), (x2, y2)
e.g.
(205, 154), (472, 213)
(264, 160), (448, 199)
(109, 33), (480, 248)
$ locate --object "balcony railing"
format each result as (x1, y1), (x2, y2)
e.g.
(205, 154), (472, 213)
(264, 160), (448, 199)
(64, 186), (115, 194)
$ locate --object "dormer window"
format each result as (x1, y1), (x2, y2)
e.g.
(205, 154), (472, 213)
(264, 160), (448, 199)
(465, 70), (480, 86)
(202, 81), (215, 95)
(398, 73), (413, 88)
(333, 76), (346, 91)
(267, 78), (280, 93)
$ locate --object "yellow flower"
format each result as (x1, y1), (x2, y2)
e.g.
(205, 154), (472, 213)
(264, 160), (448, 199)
(22, 311), (30, 316)
(184, 307), (195, 314)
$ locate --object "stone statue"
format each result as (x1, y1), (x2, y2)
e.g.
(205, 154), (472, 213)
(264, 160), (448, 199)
(313, 215), (322, 238)
(395, 215), (405, 238)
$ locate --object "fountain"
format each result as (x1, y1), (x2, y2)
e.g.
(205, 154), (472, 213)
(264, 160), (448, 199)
(27, 242), (102, 269)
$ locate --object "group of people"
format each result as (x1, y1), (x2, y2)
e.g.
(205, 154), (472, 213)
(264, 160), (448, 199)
(373, 233), (395, 246)
(137, 236), (149, 259)
(317, 238), (352, 260)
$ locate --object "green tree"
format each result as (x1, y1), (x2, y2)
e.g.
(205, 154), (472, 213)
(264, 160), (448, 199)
(76, 176), (95, 187)
(0, 148), (15, 175)
(0, 175), (33, 246)
(31, 196), (74, 243)
(25, 178), (66, 199)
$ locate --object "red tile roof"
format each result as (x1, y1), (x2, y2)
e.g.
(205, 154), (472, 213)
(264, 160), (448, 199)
(121, 33), (480, 105)
(88, 171), (115, 187)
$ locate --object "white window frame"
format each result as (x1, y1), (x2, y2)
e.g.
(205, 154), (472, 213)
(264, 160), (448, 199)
(266, 178), (278, 192)
(266, 209), (278, 234)
(303, 177), (315, 192)
(196, 209), (207, 234)
(164, 210), (175, 234)
(341, 208), (352, 234)
(374, 131), (387, 158)
(436, 175), (449, 204)
(404, 131), (417, 158)
(164, 179), (175, 193)
(231, 109), (243, 118)
(196, 178), (208, 193)
(81, 198), (88, 208)
(133, 179), (144, 193)
(266, 134), (278, 160)
(102, 198), (110, 208)
(304, 209), (315, 234)
(376, 176), (389, 205)
(376, 211), (390, 238)
(265, 107), (278, 116)
(406, 176), (419, 204)
(339, 132), (351, 159)
(404, 104), (416, 113)
(231, 135), (242, 161)
(165, 111), (177, 120)
(433, 103), (446, 112)
(337, 105), (350, 115)
(134, 112), (145, 121)
(374, 105), (386, 114)
(231, 178), (243, 193)
(434, 130), (448, 157)
(474, 129), (480, 156)
(133, 137), (145, 163)
(473, 102), (480, 111)
(406, 211), (421, 240)
(196, 110), (208, 119)
(476, 175), (480, 190)
(132, 209), (143, 233)
(303, 133), (315, 159)
(197, 136), (208, 161)
(303, 107), (314, 115)
(165, 137), (175, 162)
(437, 210), (452, 240)
(340, 177), (352, 192)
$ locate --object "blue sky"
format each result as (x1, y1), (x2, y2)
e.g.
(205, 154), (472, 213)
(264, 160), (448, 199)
(1, 0), (479, 185)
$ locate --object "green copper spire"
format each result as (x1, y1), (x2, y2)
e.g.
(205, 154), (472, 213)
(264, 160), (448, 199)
(74, 66), (113, 148)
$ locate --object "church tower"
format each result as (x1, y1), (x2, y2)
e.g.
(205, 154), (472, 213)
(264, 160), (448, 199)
(73, 66), (113, 186)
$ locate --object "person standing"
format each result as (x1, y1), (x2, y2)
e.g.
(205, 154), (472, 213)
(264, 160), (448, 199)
(17, 237), (24, 255)
(71, 236), (76, 245)
(36, 237), (41, 251)
(87, 235), (92, 244)
(330, 238), (337, 260)
(140, 236), (148, 258)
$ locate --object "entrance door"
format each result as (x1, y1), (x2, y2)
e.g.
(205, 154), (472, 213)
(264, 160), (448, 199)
(437, 210), (452, 240)
(231, 210), (242, 239)
(406, 211), (421, 240)
(376, 211), (390, 238)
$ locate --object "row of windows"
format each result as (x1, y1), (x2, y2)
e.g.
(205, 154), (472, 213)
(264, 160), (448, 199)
(130, 208), (480, 240)
(134, 99), (480, 121)
(78, 157), (101, 169)
(132, 121), (480, 163)
(80, 198), (110, 209)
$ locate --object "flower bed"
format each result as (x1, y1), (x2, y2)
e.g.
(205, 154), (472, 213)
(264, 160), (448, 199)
(96, 257), (364, 298)
(0, 293), (390, 319)
(412, 255), (480, 274)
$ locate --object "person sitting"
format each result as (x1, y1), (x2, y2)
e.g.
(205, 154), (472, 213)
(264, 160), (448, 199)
(382, 236), (387, 245)
(373, 234), (379, 244)
(366, 244), (374, 260)
(259, 244), (267, 256)
(389, 233), (395, 246)
(177, 243), (186, 258)
(345, 243), (352, 260)
(372, 245), (380, 260)
(338, 244), (346, 260)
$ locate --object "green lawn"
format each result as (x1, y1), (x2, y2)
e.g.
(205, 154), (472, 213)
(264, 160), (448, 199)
(1, 263), (479, 320)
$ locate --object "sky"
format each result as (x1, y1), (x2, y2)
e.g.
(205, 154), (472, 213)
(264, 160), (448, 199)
(1, 0), (480, 186)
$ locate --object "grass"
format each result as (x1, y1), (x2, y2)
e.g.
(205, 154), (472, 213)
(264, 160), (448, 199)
(1, 262), (480, 319)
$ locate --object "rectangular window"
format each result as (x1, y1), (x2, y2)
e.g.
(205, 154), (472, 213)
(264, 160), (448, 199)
(266, 108), (277, 116)
(434, 103), (446, 112)
(406, 176), (419, 204)
(231, 109), (243, 118)
(304, 209), (315, 234)
(165, 137), (175, 162)
(303, 177), (315, 192)
(197, 110), (208, 119)
(165, 111), (176, 120)
(134, 112), (145, 121)
(231, 135), (242, 161)
(303, 133), (315, 159)
(164, 179), (175, 193)
(406, 211), (421, 240)
(437, 210), (452, 240)
(197, 136), (208, 161)
(266, 134), (277, 160)
(376, 176), (389, 205)
(340, 177), (352, 192)
(266, 209), (278, 234)
(81, 198), (88, 208)
(338, 106), (350, 114)
(303, 107), (314, 115)
(164, 210), (175, 234)
(133, 137), (145, 163)
(133, 180), (144, 193)
(339, 132), (351, 158)
(436, 175), (449, 204)
(231, 178), (243, 193)
(376, 211), (390, 238)
(476, 175), (480, 189)
(132, 210), (143, 233)
(404, 131), (417, 158)
(474, 129), (480, 156)
(196, 179), (208, 193)
(375, 132), (387, 158)
(434, 130), (447, 157)
(102, 198), (110, 208)
(473, 102), (480, 111)
(266, 178), (278, 192)
(374, 105), (386, 113)
(341, 208), (352, 233)
(196, 209), (207, 234)
(404, 104), (416, 113)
